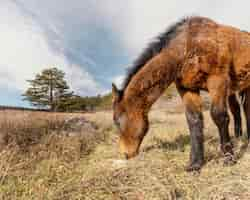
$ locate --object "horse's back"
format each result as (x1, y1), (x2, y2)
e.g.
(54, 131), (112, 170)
(182, 18), (250, 91)
(220, 26), (250, 90)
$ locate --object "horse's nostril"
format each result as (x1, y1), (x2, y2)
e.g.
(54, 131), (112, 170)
(124, 153), (129, 160)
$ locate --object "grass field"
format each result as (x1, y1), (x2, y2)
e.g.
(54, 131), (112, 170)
(0, 96), (250, 200)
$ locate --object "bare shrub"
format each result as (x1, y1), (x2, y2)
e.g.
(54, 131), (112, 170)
(0, 110), (104, 156)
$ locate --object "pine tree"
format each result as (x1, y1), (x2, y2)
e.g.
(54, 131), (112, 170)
(23, 67), (73, 111)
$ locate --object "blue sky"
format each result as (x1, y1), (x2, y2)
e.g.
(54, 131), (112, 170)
(1, 0), (250, 106)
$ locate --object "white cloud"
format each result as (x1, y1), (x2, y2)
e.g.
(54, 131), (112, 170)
(121, 0), (250, 54)
(119, 0), (200, 54)
(64, 64), (103, 95)
(2, 0), (250, 101)
(0, 1), (103, 96)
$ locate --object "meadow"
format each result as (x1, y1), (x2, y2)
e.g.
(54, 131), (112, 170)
(0, 95), (249, 200)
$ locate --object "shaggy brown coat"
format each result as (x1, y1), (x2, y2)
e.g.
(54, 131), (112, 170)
(112, 16), (250, 171)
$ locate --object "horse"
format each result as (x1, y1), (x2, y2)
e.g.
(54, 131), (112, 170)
(112, 16), (250, 171)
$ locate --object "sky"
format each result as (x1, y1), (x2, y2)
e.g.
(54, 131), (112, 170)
(1, 0), (250, 106)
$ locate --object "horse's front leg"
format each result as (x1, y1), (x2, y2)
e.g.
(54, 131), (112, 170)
(241, 88), (250, 140)
(228, 94), (242, 138)
(177, 86), (204, 171)
(208, 76), (236, 165)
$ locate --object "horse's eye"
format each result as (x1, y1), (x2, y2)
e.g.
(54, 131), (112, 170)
(113, 113), (126, 133)
(113, 115), (120, 128)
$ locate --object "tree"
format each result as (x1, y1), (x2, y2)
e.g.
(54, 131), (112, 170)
(23, 67), (73, 111)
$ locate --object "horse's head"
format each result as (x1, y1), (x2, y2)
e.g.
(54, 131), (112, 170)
(112, 83), (149, 159)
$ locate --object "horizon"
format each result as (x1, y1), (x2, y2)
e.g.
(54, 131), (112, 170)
(1, 0), (250, 106)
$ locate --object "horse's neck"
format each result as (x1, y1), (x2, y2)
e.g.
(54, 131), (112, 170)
(124, 52), (179, 110)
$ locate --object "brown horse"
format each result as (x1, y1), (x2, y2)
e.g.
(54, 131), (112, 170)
(112, 16), (250, 171)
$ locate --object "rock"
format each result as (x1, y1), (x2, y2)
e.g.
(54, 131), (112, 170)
(63, 117), (98, 136)
(112, 159), (128, 168)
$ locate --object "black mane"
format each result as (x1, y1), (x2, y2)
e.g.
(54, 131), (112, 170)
(121, 17), (188, 93)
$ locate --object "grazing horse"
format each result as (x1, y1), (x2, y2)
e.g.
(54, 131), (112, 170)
(112, 16), (250, 171)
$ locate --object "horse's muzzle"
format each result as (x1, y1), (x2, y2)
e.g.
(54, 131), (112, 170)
(124, 153), (129, 160)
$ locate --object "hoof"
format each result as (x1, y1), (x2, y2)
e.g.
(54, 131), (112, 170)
(221, 142), (234, 155)
(185, 162), (203, 172)
(223, 153), (237, 166)
(235, 133), (242, 139)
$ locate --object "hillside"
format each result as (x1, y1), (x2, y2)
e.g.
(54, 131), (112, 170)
(0, 95), (249, 199)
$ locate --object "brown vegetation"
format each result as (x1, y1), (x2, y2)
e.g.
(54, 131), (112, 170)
(0, 95), (249, 199)
(0, 110), (111, 199)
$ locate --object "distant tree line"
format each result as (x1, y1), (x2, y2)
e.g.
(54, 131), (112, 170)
(22, 67), (177, 112)
(57, 94), (112, 112)
(22, 67), (112, 112)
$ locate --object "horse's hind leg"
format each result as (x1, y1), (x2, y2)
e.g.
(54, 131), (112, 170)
(241, 88), (250, 140)
(228, 94), (242, 138)
(207, 76), (236, 165)
(177, 86), (204, 171)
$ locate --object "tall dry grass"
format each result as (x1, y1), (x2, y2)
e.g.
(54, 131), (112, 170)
(80, 109), (250, 200)
(0, 110), (112, 200)
(0, 95), (250, 200)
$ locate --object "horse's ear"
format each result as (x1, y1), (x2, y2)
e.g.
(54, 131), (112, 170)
(112, 83), (121, 103)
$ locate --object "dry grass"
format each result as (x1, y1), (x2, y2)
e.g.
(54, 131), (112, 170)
(0, 96), (250, 199)
(0, 110), (110, 200)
